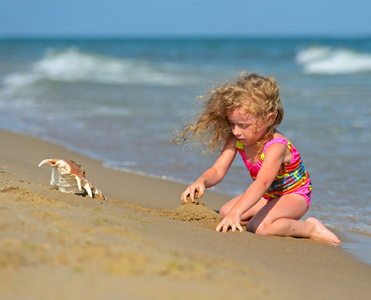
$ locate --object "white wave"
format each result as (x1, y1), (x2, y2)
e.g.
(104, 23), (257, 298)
(296, 46), (371, 74)
(296, 46), (333, 65)
(2, 48), (197, 91)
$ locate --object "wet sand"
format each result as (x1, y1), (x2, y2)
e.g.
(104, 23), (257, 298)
(0, 129), (370, 300)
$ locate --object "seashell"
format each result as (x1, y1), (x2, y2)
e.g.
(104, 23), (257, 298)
(39, 158), (106, 200)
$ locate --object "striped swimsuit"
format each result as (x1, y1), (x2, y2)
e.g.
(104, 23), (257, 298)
(236, 137), (312, 208)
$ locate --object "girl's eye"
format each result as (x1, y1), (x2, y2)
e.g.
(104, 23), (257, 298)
(230, 123), (249, 129)
(239, 124), (249, 129)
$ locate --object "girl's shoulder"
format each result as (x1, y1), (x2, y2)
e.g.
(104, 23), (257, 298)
(264, 132), (295, 163)
(265, 132), (291, 147)
(224, 135), (239, 150)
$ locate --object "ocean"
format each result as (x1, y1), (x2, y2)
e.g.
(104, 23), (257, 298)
(1, 37), (370, 261)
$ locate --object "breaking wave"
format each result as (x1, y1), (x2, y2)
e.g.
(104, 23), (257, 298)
(2, 47), (197, 91)
(296, 46), (371, 74)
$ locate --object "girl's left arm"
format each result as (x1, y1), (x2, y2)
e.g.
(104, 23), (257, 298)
(216, 143), (287, 232)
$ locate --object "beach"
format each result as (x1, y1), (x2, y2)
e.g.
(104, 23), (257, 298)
(0, 129), (370, 300)
(1, 37), (371, 237)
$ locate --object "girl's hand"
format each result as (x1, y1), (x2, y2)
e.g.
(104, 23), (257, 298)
(216, 211), (243, 232)
(181, 182), (205, 204)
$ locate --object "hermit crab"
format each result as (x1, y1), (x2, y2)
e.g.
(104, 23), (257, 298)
(39, 158), (106, 200)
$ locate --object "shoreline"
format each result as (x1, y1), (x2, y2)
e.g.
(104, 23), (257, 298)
(1, 129), (370, 299)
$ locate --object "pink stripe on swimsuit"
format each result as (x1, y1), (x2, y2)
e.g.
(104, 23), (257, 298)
(236, 137), (312, 208)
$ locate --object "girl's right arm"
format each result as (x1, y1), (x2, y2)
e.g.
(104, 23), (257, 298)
(181, 136), (237, 203)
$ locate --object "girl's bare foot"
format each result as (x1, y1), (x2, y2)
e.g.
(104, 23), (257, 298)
(305, 217), (341, 245)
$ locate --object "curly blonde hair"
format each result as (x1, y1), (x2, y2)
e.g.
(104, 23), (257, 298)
(173, 72), (284, 153)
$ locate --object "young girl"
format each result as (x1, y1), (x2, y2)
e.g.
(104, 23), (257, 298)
(173, 72), (341, 244)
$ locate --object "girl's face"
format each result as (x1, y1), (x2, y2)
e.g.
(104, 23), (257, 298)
(227, 108), (267, 145)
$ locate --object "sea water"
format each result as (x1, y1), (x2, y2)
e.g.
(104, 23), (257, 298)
(0, 37), (370, 250)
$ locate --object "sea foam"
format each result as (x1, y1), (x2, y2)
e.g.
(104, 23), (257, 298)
(296, 46), (371, 74)
(2, 48), (196, 92)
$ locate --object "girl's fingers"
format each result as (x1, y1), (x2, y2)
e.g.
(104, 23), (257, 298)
(181, 186), (200, 204)
(216, 221), (243, 233)
(181, 188), (190, 203)
(197, 187), (204, 199)
(216, 220), (228, 232)
(190, 189), (197, 202)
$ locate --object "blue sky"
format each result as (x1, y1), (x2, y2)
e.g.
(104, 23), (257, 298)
(1, 0), (370, 37)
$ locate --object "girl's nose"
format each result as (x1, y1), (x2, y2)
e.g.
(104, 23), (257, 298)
(232, 126), (241, 137)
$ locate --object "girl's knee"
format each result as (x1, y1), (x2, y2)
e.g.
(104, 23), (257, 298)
(219, 195), (242, 218)
(255, 223), (271, 236)
(219, 204), (229, 218)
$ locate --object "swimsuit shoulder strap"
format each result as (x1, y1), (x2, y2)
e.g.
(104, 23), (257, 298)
(262, 137), (300, 161)
(236, 140), (244, 151)
(263, 137), (290, 153)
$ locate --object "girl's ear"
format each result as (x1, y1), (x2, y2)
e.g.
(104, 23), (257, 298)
(267, 112), (275, 126)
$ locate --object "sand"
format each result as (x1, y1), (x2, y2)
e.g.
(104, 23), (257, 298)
(0, 129), (370, 300)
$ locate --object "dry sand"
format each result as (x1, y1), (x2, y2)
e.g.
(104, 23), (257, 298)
(0, 129), (370, 300)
